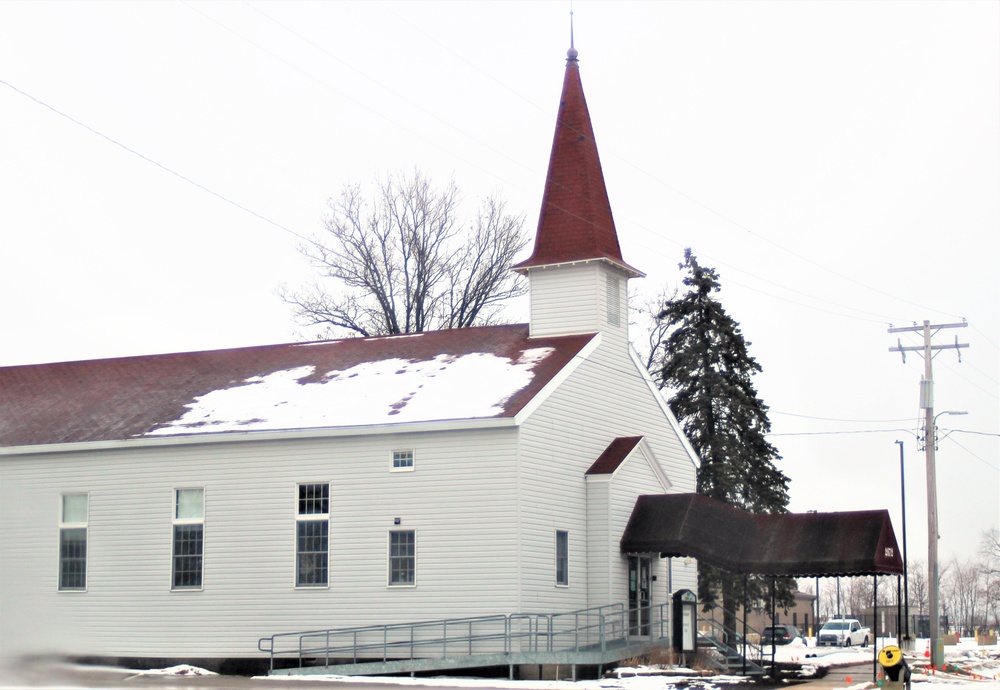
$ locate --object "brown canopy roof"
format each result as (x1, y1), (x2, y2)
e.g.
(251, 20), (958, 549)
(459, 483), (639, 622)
(621, 493), (904, 577)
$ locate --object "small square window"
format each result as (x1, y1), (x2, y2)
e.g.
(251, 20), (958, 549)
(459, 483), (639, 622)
(392, 450), (414, 471)
(175, 488), (204, 520)
(62, 494), (89, 524)
(298, 483), (329, 515)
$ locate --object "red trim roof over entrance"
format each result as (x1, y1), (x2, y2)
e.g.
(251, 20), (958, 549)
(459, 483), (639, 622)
(621, 493), (904, 577)
(513, 50), (642, 277)
(586, 436), (644, 475)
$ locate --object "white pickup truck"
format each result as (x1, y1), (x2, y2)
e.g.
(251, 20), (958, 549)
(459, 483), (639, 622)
(817, 618), (871, 647)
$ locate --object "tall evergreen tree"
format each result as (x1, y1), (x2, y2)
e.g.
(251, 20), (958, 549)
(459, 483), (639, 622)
(654, 248), (793, 633)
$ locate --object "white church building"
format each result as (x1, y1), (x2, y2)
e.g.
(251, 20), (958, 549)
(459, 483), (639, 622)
(0, 46), (700, 666)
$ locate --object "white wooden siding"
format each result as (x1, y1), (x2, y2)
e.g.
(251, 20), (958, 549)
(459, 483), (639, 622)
(526, 263), (630, 353)
(0, 427), (521, 658)
(518, 330), (698, 615)
(527, 264), (601, 338)
(585, 476), (613, 606)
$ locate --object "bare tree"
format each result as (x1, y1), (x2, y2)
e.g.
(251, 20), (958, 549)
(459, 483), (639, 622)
(629, 284), (677, 373)
(942, 556), (985, 636)
(909, 559), (928, 617)
(282, 170), (528, 338)
(981, 526), (1000, 567)
(980, 528), (1000, 628)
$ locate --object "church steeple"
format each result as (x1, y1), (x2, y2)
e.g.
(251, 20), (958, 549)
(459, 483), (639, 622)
(513, 46), (643, 278)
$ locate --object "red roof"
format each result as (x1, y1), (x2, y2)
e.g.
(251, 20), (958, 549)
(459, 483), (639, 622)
(0, 325), (595, 448)
(585, 436), (644, 475)
(513, 50), (642, 277)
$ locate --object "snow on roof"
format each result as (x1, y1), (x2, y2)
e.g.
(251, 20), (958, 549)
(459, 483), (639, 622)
(0, 325), (596, 448)
(147, 349), (553, 436)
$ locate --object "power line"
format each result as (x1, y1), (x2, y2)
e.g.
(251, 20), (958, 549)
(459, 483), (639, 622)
(212, 3), (963, 328)
(4, 3), (986, 346)
(944, 434), (1000, 473)
(0, 77), (314, 246)
(767, 428), (918, 437)
(770, 411), (915, 423)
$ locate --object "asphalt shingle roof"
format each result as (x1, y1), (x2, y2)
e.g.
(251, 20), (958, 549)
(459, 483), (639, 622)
(513, 51), (642, 277)
(0, 325), (595, 448)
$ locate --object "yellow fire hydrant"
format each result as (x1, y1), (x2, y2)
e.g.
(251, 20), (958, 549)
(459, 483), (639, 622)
(877, 645), (911, 690)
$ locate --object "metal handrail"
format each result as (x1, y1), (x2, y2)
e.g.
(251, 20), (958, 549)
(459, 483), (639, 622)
(696, 603), (766, 675)
(258, 602), (668, 672)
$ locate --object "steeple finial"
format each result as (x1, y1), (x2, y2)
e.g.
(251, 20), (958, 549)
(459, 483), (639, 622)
(567, 5), (578, 62)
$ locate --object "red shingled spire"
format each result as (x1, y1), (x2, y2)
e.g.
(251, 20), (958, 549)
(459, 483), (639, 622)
(513, 47), (643, 277)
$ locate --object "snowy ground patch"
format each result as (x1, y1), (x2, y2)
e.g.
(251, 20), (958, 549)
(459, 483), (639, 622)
(127, 663), (218, 677)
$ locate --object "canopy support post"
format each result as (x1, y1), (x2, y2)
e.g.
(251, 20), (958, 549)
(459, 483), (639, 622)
(873, 575), (879, 682)
(770, 577), (777, 678)
(742, 573), (748, 677)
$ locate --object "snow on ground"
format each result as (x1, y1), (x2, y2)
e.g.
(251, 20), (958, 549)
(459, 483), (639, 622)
(256, 639), (1000, 690)
(1, 640), (997, 689)
(128, 663), (218, 676)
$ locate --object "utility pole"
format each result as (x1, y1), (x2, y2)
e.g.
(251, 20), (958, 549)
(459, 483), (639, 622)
(889, 319), (968, 668)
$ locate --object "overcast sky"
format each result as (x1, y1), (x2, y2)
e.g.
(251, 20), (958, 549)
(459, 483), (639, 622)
(1, 1), (996, 563)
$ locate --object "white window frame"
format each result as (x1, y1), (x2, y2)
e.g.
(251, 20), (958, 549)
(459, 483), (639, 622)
(295, 482), (330, 588)
(388, 529), (416, 587)
(59, 493), (89, 592)
(555, 529), (569, 587)
(391, 449), (415, 472)
(171, 487), (204, 590)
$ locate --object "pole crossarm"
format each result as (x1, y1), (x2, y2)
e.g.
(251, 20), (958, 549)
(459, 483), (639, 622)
(888, 321), (968, 364)
(888, 322), (967, 334)
(889, 343), (969, 353)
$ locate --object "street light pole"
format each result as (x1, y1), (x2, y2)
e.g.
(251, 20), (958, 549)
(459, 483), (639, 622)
(895, 440), (910, 647)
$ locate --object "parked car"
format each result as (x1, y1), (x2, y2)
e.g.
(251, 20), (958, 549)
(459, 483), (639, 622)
(817, 618), (871, 647)
(760, 624), (802, 646)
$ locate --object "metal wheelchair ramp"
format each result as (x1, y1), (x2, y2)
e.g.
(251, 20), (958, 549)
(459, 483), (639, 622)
(260, 604), (671, 679)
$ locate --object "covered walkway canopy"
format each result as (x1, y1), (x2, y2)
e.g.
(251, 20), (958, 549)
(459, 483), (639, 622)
(621, 493), (904, 577)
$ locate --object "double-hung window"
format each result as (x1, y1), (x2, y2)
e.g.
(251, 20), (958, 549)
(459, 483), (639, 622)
(388, 530), (415, 586)
(172, 488), (204, 589)
(59, 493), (88, 591)
(555, 530), (569, 586)
(296, 483), (329, 587)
